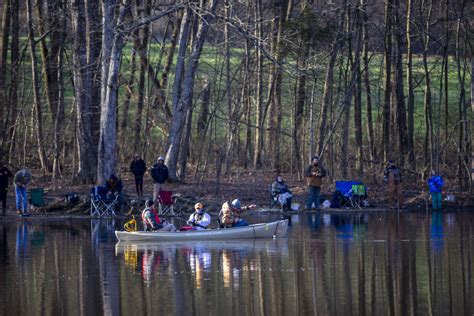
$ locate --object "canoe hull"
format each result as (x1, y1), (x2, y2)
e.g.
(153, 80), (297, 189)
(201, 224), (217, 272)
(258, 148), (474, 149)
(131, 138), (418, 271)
(115, 219), (288, 242)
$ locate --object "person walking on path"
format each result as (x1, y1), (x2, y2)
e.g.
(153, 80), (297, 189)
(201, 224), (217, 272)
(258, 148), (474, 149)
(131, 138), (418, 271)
(0, 161), (13, 215)
(130, 155), (147, 197)
(383, 160), (404, 209)
(150, 156), (168, 203)
(14, 168), (31, 215)
(428, 170), (444, 210)
(305, 156), (326, 211)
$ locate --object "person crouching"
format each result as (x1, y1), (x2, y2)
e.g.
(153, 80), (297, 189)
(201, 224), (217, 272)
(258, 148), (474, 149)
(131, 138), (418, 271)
(187, 203), (211, 230)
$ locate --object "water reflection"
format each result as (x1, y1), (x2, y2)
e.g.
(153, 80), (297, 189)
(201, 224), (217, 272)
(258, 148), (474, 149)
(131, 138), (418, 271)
(0, 212), (472, 315)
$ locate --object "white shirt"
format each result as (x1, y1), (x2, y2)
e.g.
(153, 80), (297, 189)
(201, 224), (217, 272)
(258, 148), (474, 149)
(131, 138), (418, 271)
(187, 211), (211, 230)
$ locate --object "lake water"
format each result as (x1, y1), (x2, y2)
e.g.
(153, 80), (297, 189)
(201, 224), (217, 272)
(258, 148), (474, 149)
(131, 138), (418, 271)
(0, 211), (473, 315)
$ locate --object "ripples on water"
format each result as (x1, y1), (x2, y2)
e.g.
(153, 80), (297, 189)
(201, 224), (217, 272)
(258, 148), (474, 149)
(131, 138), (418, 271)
(0, 211), (473, 315)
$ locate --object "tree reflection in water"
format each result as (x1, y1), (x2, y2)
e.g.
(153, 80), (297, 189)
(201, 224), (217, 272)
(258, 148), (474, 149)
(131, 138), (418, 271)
(0, 213), (473, 315)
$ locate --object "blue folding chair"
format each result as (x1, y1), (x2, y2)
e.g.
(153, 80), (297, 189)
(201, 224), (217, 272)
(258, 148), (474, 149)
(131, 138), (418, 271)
(335, 181), (363, 208)
(90, 186), (117, 217)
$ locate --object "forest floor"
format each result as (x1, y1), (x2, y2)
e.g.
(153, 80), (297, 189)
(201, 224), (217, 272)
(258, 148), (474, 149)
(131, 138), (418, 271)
(2, 169), (473, 217)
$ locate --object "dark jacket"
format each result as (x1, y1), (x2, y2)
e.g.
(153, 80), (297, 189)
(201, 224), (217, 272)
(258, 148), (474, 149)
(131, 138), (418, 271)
(130, 159), (147, 178)
(105, 175), (123, 193)
(0, 167), (13, 189)
(151, 163), (168, 184)
(383, 166), (402, 183)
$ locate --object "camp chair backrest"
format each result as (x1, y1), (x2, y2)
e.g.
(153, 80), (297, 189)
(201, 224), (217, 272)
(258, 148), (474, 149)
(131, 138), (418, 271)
(30, 188), (46, 207)
(352, 184), (366, 196)
(335, 181), (362, 196)
(91, 186), (108, 200)
(159, 191), (174, 205)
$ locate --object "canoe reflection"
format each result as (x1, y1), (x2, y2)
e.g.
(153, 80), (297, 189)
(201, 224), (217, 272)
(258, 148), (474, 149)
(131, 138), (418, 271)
(115, 239), (289, 286)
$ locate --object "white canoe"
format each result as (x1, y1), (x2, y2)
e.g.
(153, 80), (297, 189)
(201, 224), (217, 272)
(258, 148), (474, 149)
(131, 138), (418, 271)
(115, 219), (288, 242)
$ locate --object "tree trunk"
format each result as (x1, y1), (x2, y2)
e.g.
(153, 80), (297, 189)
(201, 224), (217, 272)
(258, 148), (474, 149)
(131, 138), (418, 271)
(26, 0), (49, 172)
(421, 0), (434, 168)
(86, 0), (102, 162)
(165, 0), (219, 181)
(383, 0), (393, 162)
(267, 0), (288, 172)
(224, 0), (234, 174)
(178, 107), (193, 180)
(454, 7), (469, 189)
(72, 0), (97, 183)
(406, 0), (416, 169)
(471, 57), (473, 187)
(294, 47), (307, 174)
(159, 11), (183, 121)
(318, 38), (340, 155)
(362, 0), (375, 162)
(340, 2), (352, 179)
(52, 0), (66, 179)
(133, 0), (151, 154)
(97, 0), (130, 184)
(6, 0), (18, 159)
(253, 0), (263, 168)
(0, 0), (11, 149)
(394, 0), (407, 166)
(354, 1), (363, 178)
(119, 34), (139, 159)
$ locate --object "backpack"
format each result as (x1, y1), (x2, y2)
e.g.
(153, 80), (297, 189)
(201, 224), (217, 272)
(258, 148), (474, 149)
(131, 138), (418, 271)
(65, 192), (80, 205)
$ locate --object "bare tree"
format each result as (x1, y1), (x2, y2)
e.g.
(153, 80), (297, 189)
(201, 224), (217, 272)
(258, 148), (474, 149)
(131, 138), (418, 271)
(97, 0), (130, 183)
(165, 0), (219, 181)
(26, 0), (49, 171)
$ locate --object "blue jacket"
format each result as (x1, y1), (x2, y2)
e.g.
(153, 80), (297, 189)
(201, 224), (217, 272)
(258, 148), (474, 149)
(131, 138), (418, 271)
(428, 175), (444, 193)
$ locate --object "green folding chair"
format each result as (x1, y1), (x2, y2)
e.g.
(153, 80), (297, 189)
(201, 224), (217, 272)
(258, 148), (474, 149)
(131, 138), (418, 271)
(30, 188), (46, 207)
(350, 184), (367, 209)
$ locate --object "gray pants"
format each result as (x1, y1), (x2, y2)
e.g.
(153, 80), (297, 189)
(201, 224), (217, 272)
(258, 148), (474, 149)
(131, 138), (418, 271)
(153, 183), (165, 202)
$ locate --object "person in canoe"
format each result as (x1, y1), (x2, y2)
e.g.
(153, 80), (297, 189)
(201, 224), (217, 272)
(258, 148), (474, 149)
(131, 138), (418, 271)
(186, 203), (211, 230)
(219, 199), (256, 228)
(142, 199), (176, 232)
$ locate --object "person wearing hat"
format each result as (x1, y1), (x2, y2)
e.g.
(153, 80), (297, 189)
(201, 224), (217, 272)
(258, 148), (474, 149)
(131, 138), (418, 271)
(305, 156), (326, 211)
(219, 199), (256, 227)
(187, 203), (211, 230)
(130, 154), (147, 197)
(383, 160), (403, 209)
(0, 161), (13, 215)
(150, 156), (169, 203)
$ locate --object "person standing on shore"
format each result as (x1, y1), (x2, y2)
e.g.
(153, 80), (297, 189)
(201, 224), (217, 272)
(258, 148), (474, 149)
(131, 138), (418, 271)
(383, 160), (403, 209)
(150, 156), (168, 203)
(428, 170), (444, 210)
(0, 161), (13, 215)
(305, 156), (326, 211)
(14, 168), (31, 215)
(130, 155), (147, 197)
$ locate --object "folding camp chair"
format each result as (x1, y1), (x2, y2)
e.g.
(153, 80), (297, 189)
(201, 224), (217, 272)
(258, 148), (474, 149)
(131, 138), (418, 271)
(335, 181), (363, 208)
(158, 190), (175, 216)
(90, 186), (118, 217)
(29, 188), (47, 215)
(349, 184), (367, 209)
